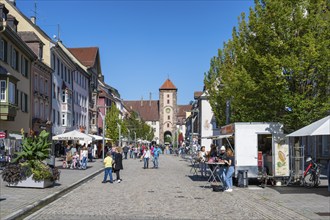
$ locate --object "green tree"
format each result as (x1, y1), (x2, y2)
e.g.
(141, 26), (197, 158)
(123, 111), (154, 142)
(205, 0), (330, 132)
(105, 103), (123, 144)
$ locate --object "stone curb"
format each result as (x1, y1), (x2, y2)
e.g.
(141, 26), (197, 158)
(3, 167), (104, 220)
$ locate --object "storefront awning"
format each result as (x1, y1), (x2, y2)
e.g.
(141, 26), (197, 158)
(287, 115), (330, 137)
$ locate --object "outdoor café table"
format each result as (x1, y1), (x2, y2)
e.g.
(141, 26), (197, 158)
(205, 161), (225, 187)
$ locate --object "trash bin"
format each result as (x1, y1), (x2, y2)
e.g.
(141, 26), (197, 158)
(238, 170), (248, 187)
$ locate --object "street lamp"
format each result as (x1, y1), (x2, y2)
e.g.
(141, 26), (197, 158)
(117, 123), (121, 147)
(188, 109), (199, 153)
(98, 109), (106, 160)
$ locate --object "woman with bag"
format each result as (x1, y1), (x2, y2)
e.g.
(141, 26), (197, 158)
(113, 147), (123, 183)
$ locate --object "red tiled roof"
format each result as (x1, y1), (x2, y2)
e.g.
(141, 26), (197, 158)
(194, 91), (203, 99)
(177, 105), (192, 118)
(123, 100), (159, 121)
(68, 47), (98, 68)
(160, 79), (177, 90)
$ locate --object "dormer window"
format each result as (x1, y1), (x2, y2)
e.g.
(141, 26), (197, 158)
(38, 43), (43, 60)
(0, 4), (9, 21)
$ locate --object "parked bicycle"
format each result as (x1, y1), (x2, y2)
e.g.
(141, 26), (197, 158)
(303, 157), (321, 188)
(285, 157), (321, 188)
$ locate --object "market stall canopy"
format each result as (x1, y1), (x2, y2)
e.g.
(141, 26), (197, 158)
(287, 115), (330, 137)
(89, 134), (111, 141)
(52, 130), (95, 142)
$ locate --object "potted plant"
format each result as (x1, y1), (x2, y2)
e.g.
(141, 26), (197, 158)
(1, 130), (60, 188)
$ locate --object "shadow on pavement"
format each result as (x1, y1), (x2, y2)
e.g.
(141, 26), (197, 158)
(269, 185), (330, 197)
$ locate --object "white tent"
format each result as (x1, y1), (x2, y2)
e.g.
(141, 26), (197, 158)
(89, 134), (111, 141)
(287, 115), (330, 137)
(52, 130), (95, 142)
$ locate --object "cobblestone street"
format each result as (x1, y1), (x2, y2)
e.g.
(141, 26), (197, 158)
(24, 155), (329, 220)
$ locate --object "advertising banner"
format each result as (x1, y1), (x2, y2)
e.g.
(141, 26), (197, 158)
(274, 143), (289, 176)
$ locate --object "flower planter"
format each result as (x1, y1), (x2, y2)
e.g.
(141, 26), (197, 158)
(7, 176), (54, 188)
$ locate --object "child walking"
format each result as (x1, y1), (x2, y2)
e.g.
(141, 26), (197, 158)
(102, 152), (113, 183)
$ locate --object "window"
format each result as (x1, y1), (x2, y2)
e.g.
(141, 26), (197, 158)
(53, 109), (55, 124)
(61, 63), (63, 79)
(64, 66), (67, 82)
(167, 123), (170, 128)
(62, 114), (65, 126)
(45, 104), (49, 120)
(0, 39), (4, 60)
(34, 100), (39, 117)
(153, 128), (156, 132)
(53, 83), (56, 98)
(34, 74), (38, 91)
(40, 101), (44, 119)
(39, 77), (44, 94)
(62, 90), (66, 103)
(57, 111), (60, 125)
(167, 94), (169, 98)
(21, 92), (28, 112)
(168, 115), (170, 120)
(57, 87), (60, 101)
(8, 82), (16, 104)
(22, 58), (28, 77)
(44, 79), (48, 96)
(152, 121), (156, 125)
(0, 39), (8, 62)
(167, 99), (169, 104)
(68, 70), (71, 84)
(57, 59), (60, 75)
(11, 48), (19, 70)
(38, 45), (43, 60)
(0, 80), (6, 102)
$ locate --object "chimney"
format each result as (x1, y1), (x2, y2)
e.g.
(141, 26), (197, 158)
(141, 96), (143, 107)
(30, 16), (36, 24)
(6, 14), (18, 32)
(149, 92), (152, 107)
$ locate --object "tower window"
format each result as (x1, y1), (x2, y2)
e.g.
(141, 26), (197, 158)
(167, 94), (169, 98)
(167, 124), (169, 128)
(167, 99), (169, 104)
(168, 115), (170, 120)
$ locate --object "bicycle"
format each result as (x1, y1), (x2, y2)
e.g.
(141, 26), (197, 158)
(303, 157), (321, 188)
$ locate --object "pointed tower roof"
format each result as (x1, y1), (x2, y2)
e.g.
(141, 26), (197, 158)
(159, 79), (177, 90)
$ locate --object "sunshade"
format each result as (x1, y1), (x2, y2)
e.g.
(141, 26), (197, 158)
(52, 130), (95, 142)
(287, 115), (330, 137)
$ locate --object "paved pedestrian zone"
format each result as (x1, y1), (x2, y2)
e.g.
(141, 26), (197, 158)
(21, 155), (329, 220)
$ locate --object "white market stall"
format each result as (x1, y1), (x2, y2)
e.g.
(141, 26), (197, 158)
(208, 122), (288, 179)
(286, 115), (330, 177)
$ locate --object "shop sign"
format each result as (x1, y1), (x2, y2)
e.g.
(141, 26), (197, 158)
(220, 124), (234, 135)
(0, 132), (6, 139)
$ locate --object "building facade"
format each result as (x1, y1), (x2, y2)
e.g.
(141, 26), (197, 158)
(0, 8), (36, 136)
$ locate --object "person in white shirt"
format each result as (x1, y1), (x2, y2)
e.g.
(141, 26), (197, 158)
(142, 147), (151, 169)
(198, 146), (207, 176)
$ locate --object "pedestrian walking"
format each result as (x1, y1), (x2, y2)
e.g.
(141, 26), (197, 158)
(123, 145), (129, 159)
(198, 146), (207, 176)
(224, 149), (235, 192)
(81, 146), (88, 169)
(113, 147), (123, 183)
(102, 152), (114, 183)
(153, 145), (162, 168)
(142, 147), (151, 169)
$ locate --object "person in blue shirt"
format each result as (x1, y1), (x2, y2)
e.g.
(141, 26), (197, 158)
(153, 145), (162, 168)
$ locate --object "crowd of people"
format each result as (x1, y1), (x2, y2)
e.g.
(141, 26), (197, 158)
(62, 143), (91, 169)
(197, 144), (235, 192)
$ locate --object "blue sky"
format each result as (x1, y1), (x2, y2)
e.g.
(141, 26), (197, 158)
(16, 0), (254, 104)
